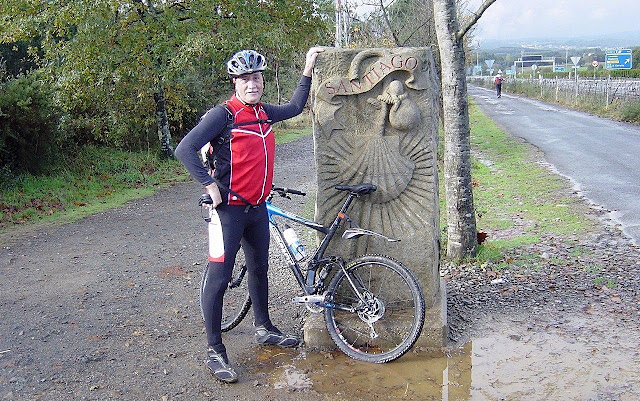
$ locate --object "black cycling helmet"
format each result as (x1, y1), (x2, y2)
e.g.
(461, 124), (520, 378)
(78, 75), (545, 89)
(226, 50), (267, 77)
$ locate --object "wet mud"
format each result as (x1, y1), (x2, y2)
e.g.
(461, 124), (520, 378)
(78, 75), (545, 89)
(243, 304), (640, 401)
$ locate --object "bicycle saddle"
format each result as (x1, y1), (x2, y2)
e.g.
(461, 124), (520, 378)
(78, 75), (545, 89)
(335, 183), (377, 196)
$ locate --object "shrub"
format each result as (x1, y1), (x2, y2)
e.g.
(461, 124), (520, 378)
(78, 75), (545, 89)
(617, 102), (640, 124)
(0, 71), (61, 174)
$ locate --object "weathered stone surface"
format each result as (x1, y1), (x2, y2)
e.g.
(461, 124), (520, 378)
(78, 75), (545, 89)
(310, 47), (445, 347)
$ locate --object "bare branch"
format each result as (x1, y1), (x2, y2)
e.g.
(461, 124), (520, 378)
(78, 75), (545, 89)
(402, 19), (433, 46)
(456, 0), (497, 41)
(378, 0), (401, 46)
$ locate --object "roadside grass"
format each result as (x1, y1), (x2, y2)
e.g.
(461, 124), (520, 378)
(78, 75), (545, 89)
(0, 125), (309, 233)
(465, 100), (597, 266)
(0, 147), (190, 231)
(274, 112), (313, 143)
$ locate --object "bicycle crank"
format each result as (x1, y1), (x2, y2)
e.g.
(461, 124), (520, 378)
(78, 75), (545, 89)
(292, 294), (326, 313)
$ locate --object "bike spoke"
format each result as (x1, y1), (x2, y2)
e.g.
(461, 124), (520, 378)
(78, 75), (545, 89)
(325, 255), (425, 363)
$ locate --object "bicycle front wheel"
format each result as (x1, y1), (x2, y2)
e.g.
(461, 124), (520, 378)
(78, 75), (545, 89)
(324, 255), (425, 363)
(220, 247), (252, 332)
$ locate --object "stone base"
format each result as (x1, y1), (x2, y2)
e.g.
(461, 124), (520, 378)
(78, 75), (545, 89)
(414, 278), (448, 350)
(303, 312), (336, 350)
(302, 278), (447, 350)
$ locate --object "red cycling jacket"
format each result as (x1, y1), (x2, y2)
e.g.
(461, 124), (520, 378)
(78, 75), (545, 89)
(175, 75), (312, 206)
(219, 95), (274, 205)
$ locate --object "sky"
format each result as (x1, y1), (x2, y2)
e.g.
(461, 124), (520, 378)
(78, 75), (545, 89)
(466, 0), (640, 44)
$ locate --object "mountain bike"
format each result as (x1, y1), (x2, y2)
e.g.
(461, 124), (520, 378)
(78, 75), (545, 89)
(200, 183), (425, 363)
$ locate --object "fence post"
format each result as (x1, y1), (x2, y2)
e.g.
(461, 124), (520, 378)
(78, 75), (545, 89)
(605, 74), (610, 109)
(575, 72), (579, 105)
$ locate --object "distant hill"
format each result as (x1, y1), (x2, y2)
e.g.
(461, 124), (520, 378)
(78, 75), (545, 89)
(480, 31), (640, 51)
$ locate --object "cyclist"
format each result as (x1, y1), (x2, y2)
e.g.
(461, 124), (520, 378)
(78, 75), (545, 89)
(494, 70), (505, 98)
(175, 47), (324, 383)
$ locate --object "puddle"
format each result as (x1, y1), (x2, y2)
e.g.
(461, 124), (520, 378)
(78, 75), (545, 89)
(246, 310), (640, 400)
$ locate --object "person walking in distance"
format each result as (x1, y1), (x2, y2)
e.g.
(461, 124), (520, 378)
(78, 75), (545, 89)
(494, 70), (505, 98)
(175, 47), (325, 383)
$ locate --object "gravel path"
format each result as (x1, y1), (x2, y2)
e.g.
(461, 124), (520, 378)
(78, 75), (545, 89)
(2, 134), (640, 400)
(0, 135), (327, 401)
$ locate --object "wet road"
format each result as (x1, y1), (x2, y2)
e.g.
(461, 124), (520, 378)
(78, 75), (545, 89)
(468, 84), (640, 243)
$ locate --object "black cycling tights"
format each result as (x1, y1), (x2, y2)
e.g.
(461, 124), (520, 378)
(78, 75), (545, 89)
(200, 203), (272, 351)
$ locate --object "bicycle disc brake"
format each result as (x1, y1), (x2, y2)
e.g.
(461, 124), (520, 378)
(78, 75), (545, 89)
(357, 292), (385, 339)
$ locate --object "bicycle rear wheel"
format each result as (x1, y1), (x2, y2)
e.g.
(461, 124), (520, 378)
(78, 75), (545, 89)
(220, 247), (252, 332)
(324, 254), (425, 363)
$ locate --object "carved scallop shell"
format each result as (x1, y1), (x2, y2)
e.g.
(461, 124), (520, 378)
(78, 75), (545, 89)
(340, 135), (415, 203)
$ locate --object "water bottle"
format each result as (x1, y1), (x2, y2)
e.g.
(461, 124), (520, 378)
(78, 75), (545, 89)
(282, 224), (306, 261)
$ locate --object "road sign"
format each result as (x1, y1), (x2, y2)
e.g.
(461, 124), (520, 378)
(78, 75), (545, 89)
(554, 66), (566, 72)
(531, 64), (538, 71)
(570, 56), (581, 66)
(485, 59), (495, 69)
(591, 60), (599, 68)
(606, 49), (632, 70)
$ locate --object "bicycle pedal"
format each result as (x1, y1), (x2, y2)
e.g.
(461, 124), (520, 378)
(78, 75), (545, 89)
(292, 295), (325, 304)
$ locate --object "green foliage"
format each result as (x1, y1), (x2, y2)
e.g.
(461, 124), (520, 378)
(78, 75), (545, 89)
(0, 0), (332, 165)
(274, 112), (313, 143)
(0, 146), (188, 229)
(0, 71), (61, 174)
(0, 40), (39, 76)
(615, 101), (640, 124)
(475, 235), (540, 264)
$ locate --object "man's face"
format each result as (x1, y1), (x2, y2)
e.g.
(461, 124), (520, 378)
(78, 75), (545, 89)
(233, 72), (264, 105)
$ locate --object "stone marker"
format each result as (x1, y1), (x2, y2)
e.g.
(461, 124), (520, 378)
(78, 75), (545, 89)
(304, 47), (446, 349)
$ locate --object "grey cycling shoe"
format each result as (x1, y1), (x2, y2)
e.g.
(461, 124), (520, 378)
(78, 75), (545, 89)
(254, 325), (301, 348)
(205, 348), (238, 383)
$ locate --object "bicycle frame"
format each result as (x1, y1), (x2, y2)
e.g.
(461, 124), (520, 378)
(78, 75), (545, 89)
(203, 184), (424, 362)
(266, 189), (361, 295)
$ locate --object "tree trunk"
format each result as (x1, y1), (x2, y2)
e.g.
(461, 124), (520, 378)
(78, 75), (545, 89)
(154, 83), (174, 158)
(275, 61), (282, 104)
(433, 0), (478, 260)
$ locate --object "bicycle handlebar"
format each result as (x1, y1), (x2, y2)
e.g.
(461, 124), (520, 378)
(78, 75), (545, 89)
(271, 186), (306, 198)
(199, 186), (305, 207)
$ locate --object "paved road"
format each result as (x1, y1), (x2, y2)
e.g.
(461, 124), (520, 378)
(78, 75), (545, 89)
(468, 84), (640, 244)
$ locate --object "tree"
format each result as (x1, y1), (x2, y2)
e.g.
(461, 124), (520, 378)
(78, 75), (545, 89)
(0, 70), (61, 173)
(632, 46), (640, 70)
(350, 0), (436, 48)
(433, 0), (497, 260)
(0, 0), (330, 156)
